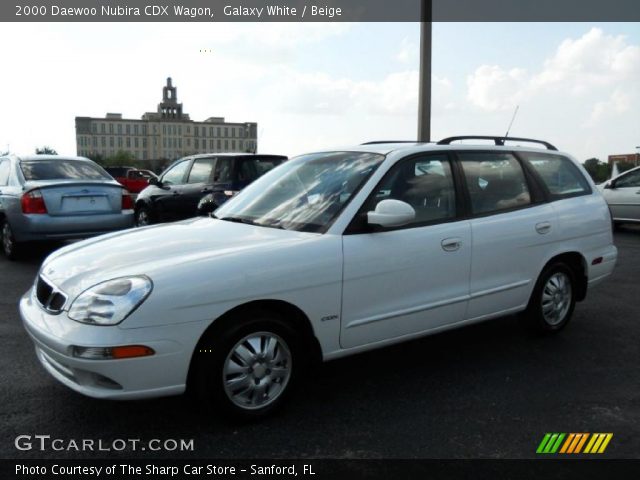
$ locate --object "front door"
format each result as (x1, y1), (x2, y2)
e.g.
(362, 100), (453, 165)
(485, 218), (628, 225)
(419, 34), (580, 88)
(341, 154), (471, 349)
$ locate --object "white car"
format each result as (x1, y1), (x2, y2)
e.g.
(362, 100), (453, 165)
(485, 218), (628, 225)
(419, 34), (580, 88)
(599, 165), (640, 225)
(20, 136), (617, 418)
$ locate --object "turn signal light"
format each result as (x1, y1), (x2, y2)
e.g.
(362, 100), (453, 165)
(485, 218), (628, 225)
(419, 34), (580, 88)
(21, 189), (47, 214)
(72, 345), (155, 360)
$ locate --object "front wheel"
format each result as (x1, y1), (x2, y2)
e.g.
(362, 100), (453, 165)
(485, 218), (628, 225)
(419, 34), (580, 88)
(524, 263), (576, 333)
(192, 313), (302, 419)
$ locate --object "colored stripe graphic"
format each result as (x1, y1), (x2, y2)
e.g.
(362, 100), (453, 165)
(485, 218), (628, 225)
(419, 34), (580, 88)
(538, 433), (613, 454)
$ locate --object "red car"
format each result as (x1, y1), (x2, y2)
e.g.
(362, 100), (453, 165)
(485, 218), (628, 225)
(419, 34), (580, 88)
(105, 166), (158, 194)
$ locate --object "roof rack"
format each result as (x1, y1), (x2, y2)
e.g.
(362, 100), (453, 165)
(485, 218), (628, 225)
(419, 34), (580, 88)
(361, 140), (424, 145)
(437, 136), (558, 151)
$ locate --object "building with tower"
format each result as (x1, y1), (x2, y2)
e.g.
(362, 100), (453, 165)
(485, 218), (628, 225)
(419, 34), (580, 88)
(75, 78), (258, 166)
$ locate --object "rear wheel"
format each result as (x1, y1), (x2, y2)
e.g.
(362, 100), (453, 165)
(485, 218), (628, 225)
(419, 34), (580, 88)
(135, 206), (152, 227)
(192, 312), (302, 419)
(1, 220), (20, 260)
(524, 263), (576, 333)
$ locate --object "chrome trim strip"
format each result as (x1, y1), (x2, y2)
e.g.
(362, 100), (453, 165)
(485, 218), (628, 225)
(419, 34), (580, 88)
(344, 279), (531, 330)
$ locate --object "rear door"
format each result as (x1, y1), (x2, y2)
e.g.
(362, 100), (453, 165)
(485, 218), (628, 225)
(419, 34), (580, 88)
(603, 168), (640, 221)
(458, 151), (557, 320)
(341, 153), (471, 349)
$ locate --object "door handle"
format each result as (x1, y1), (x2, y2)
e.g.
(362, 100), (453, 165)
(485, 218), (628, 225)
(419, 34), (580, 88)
(536, 221), (552, 234)
(441, 237), (462, 252)
(201, 188), (213, 193)
(172, 191), (181, 196)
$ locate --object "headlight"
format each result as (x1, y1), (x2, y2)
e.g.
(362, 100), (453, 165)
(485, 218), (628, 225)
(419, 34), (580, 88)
(68, 276), (153, 326)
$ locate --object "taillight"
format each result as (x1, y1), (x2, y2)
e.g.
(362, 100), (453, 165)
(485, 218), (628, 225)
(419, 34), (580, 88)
(122, 190), (133, 210)
(21, 189), (47, 214)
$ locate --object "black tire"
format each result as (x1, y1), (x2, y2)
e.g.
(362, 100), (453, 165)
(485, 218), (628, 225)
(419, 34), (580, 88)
(134, 205), (152, 227)
(191, 311), (303, 420)
(1, 219), (21, 261)
(524, 262), (576, 333)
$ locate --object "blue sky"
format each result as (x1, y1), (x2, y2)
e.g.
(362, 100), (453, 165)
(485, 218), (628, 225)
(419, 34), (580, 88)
(1, 22), (638, 161)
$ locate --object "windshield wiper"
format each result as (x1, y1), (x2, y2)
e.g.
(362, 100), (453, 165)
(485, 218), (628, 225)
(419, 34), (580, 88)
(218, 216), (259, 226)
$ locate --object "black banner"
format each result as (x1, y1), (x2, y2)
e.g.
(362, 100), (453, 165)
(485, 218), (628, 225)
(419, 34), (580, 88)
(3, 459), (640, 480)
(3, 0), (640, 22)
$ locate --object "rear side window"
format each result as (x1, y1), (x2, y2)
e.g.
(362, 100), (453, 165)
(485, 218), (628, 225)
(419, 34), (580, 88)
(521, 153), (591, 198)
(238, 157), (284, 182)
(459, 152), (531, 215)
(20, 160), (110, 181)
(0, 160), (9, 185)
(214, 158), (233, 183)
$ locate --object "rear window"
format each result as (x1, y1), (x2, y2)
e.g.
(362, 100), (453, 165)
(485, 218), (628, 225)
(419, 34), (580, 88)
(237, 157), (285, 182)
(521, 153), (591, 198)
(21, 160), (110, 181)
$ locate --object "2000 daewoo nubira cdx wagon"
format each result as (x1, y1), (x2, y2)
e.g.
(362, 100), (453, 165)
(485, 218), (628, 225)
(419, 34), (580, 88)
(20, 136), (617, 418)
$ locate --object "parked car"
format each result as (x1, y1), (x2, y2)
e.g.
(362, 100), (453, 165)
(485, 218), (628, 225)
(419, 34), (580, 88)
(598, 165), (640, 225)
(105, 166), (158, 195)
(134, 153), (287, 226)
(19, 137), (616, 418)
(0, 155), (134, 260)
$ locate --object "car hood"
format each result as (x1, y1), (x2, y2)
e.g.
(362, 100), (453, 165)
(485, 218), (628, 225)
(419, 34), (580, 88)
(40, 217), (317, 298)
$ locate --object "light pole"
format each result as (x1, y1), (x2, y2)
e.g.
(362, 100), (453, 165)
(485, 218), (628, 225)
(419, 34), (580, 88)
(417, 0), (432, 143)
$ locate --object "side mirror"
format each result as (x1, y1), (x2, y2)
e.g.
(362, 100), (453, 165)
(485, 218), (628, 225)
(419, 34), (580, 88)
(149, 177), (162, 187)
(367, 199), (415, 228)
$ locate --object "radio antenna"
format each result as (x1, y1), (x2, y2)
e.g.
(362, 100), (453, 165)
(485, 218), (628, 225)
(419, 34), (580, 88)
(504, 105), (519, 139)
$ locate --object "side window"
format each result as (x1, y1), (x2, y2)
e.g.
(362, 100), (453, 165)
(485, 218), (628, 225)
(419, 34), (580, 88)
(521, 153), (591, 198)
(0, 160), (9, 186)
(459, 153), (531, 215)
(615, 169), (640, 188)
(367, 155), (456, 227)
(161, 160), (190, 185)
(187, 158), (215, 184)
(214, 158), (233, 182)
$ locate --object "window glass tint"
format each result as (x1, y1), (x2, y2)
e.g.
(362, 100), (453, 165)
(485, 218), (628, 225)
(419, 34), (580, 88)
(238, 157), (285, 182)
(214, 158), (233, 182)
(459, 153), (531, 215)
(187, 158), (215, 184)
(21, 160), (110, 181)
(105, 167), (130, 178)
(161, 160), (190, 185)
(0, 160), (9, 185)
(370, 156), (456, 226)
(522, 153), (590, 197)
(615, 169), (640, 188)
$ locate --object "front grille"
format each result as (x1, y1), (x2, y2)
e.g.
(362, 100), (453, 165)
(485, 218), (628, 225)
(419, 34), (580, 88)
(35, 275), (67, 313)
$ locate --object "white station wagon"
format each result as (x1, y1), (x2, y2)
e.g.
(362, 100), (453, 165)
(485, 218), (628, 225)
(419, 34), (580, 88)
(20, 136), (617, 417)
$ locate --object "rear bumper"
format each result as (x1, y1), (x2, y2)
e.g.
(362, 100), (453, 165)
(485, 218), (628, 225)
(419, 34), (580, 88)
(587, 244), (618, 288)
(12, 211), (134, 242)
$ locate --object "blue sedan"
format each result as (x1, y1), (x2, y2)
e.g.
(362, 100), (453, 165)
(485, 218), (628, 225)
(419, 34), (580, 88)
(0, 155), (134, 260)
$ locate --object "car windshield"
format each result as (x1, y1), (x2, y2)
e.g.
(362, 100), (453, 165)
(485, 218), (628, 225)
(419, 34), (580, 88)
(214, 151), (385, 233)
(21, 160), (110, 181)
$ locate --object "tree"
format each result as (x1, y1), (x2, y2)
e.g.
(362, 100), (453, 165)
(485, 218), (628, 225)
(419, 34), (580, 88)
(583, 158), (610, 183)
(35, 146), (58, 155)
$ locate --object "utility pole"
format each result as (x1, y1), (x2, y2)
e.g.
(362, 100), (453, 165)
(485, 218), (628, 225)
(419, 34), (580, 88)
(417, 0), (433, 142)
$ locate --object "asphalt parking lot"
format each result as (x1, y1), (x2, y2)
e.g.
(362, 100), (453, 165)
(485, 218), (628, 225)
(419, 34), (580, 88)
(1, 227), (639, 460)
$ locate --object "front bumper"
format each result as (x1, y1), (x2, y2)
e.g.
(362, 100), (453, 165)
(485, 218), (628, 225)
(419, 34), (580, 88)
(19, 289), (206, 400)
